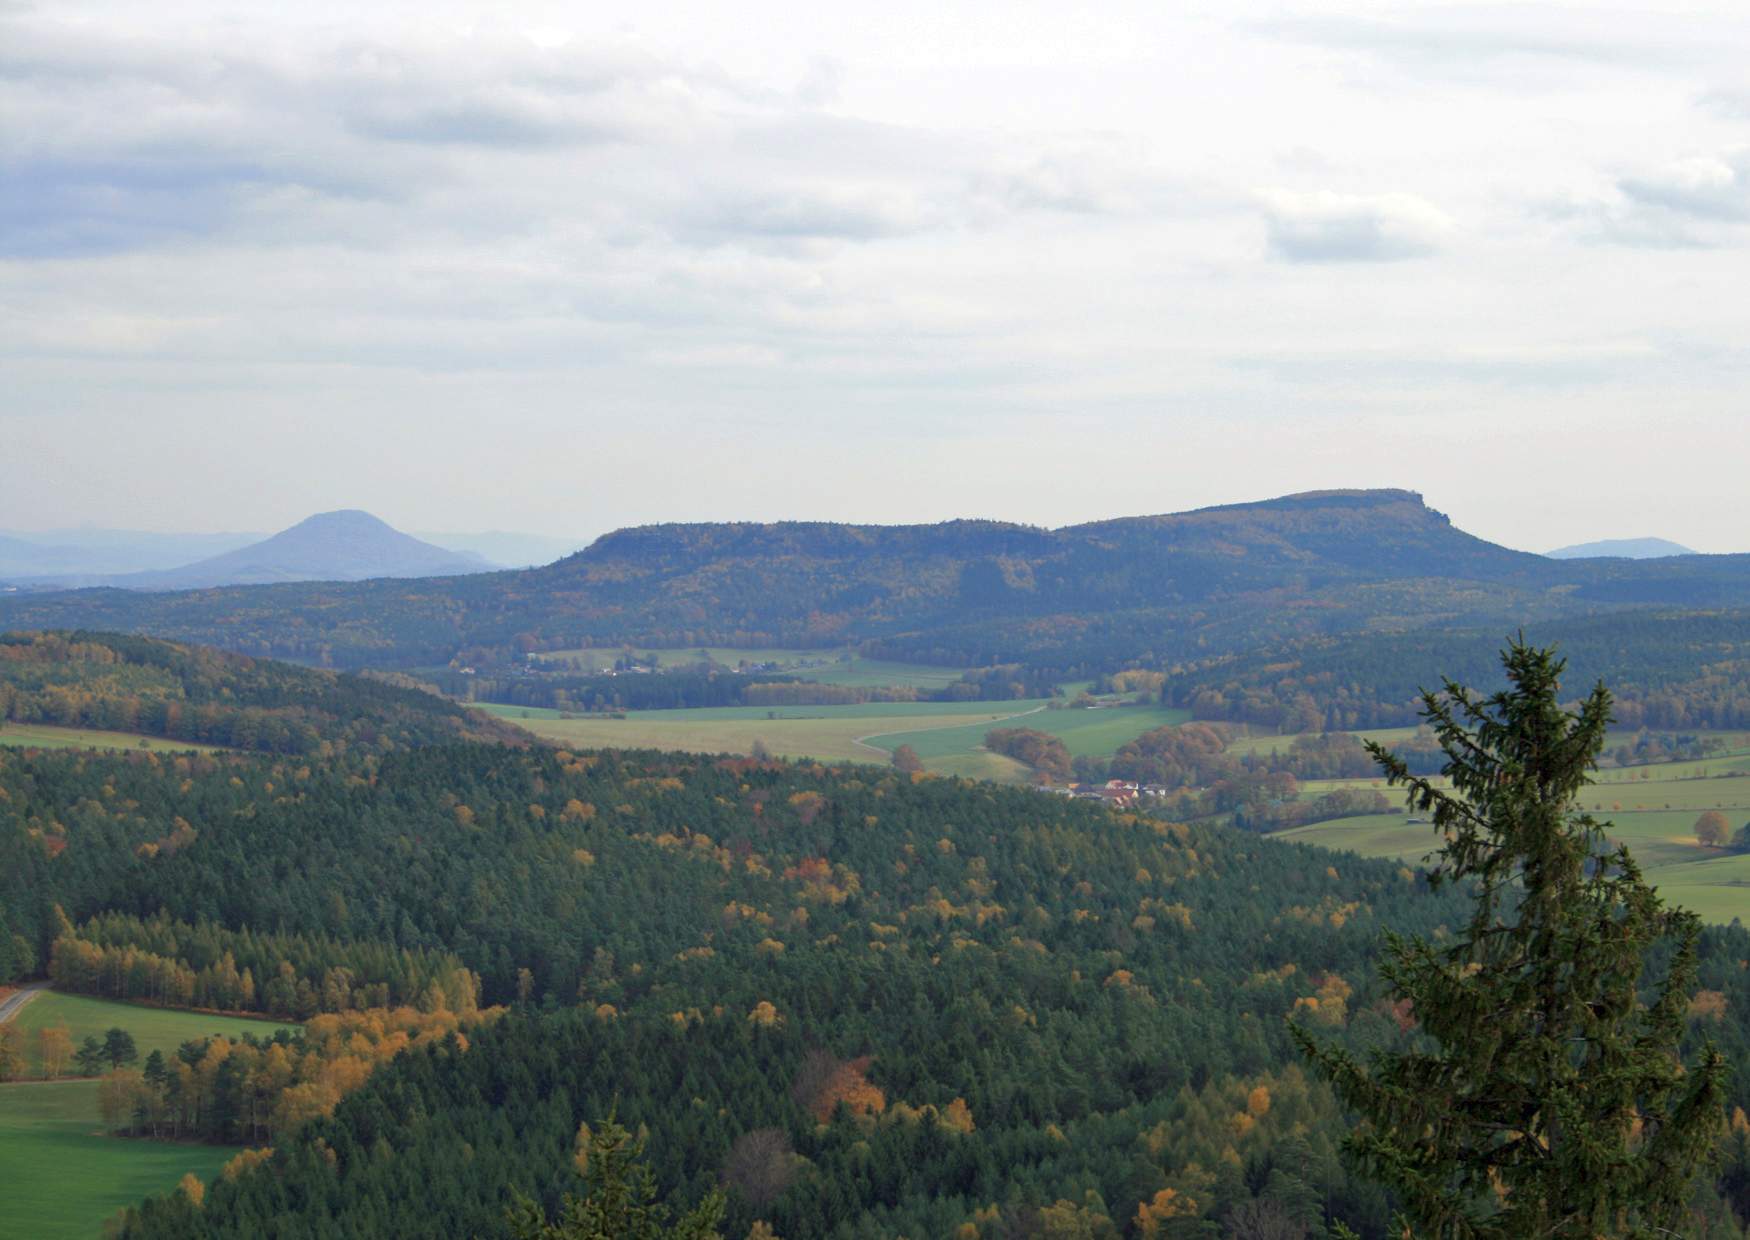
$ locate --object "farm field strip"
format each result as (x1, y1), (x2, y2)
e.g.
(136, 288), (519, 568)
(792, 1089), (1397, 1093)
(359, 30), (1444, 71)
(493, 697), (1193, 774)
(527, 647), (968, 690)
(866, 702), (1191, 763)
(497, 706), (1044, 765)
(476, 698), (1041, 724)
(0, 723), (226, 754)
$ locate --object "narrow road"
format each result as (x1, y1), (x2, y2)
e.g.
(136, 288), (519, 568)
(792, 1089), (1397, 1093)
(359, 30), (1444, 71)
(0, 982), (47, 1024)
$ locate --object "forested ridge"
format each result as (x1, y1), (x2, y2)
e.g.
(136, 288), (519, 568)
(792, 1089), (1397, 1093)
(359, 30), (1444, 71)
(0, 630), (524, 752)
(1166, 609), (1750, 733)
(9, 490), (1750, 676)
(5, 637), (1750, 1235)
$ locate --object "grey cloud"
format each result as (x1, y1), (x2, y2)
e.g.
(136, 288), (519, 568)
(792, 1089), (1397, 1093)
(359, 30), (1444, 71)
(1562, 152), (1750, 249)
(1618, 154), (1750, 222)
(1260, 190), (1454, 263)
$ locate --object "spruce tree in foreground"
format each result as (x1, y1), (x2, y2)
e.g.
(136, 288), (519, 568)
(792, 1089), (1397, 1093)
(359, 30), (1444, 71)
(1295, 641), (1727, 1238)
(506, 1115), (725, 1240)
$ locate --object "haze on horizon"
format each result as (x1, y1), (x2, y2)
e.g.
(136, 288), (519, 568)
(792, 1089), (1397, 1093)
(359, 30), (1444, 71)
(6, 1), (1750, 553)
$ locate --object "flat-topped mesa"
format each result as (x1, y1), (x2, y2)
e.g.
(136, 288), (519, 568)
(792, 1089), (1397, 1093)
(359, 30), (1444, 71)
(575, 518), (1054, 566)
(574, 489), (1449, 564)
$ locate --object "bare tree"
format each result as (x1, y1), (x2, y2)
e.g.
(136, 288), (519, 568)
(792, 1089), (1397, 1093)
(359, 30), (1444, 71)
(1224, 1198), (1307, 1240)
(721, 1128), (797, 1210)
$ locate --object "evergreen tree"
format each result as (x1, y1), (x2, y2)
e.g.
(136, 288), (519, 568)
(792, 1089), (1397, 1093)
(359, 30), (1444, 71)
(506, 1115), (726, 1240)
(1296, 641), (1728, 1238)
(104, 1026), (139, 1068)
(75, 1035), (106, 1076)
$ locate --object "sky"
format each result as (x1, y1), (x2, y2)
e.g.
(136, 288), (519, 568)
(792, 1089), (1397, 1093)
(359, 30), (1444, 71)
(5, 1), (1750, 552)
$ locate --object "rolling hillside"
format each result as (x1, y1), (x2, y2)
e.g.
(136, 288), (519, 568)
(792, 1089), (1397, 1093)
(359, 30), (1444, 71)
(4, 489), (1750, 672)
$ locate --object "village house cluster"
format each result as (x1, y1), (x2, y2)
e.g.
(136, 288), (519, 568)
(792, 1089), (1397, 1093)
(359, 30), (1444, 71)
(1034, 779), (1172, 807)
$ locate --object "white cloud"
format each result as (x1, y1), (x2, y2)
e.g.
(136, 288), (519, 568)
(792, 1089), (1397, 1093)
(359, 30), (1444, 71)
(1259, 190), (1454, 263)
(5, 1), (1750, 551)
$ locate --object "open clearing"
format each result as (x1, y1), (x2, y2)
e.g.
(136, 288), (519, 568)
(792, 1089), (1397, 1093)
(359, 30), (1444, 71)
(0, 992), (286, 1238)
(0, 722), (226, 754)
(0, 1080), (240, 1240)
(13, 991), (298, 1076)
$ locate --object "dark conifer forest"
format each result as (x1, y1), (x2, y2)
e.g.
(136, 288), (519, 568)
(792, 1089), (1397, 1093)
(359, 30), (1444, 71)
(4, 633), (1750, 1236)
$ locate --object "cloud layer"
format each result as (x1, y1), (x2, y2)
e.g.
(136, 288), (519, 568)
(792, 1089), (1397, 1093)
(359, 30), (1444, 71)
(5, 1), (1750, 553)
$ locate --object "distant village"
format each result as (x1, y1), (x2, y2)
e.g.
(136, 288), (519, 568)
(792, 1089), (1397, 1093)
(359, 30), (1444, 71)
(1034, 778), (1172, 808)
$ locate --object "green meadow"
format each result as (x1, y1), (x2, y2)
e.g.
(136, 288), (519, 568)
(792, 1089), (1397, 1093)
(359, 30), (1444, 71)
(479, 699), (1044, 765)
(0, 992), (291, 1239)
(0, 1081), (242, 1240)
(868, 702), (1193, 764)
(1276, 761), (1750, 925)
(12, 991), (298, 1077)
(528, 646), (965, 691)
(0, 722), (225, 755)
(482, 696), (1191, 779)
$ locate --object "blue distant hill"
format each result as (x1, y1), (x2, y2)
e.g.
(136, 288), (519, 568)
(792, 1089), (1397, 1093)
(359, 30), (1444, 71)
(1545, 537), (1696, 560)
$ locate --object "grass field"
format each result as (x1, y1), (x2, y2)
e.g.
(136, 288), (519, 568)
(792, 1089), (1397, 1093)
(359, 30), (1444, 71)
(0, 723), (225, 755)
(486, 701), (1044, 765)
(484, 696), (1192, 779)
(0, 1081), (240, 1240)
(869, 702), (1193, 764)
(1276, 763), (1750, 924)
(528, 646), (968, 691)
(13, 992), (297, 1077)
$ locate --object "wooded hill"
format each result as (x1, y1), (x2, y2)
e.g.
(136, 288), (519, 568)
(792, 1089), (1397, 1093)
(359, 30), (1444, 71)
(0, 630), (525, 753)
(1164, 608), (1750, 733)
(7, 489), (1750, 674)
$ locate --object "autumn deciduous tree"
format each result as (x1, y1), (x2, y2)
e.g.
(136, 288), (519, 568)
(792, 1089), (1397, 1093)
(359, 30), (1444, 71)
(38, 1023), (72, 1079)
(1296, 641), (1727, 1238)
(0, 1025), (22, 1081)
(1695, 810), (1730, 847)
(100, 1069), (146, 1132)
(1134, 1187), (1197, 1237)
(890, 744), (924, 774)
(792, 1051), (884, 1123)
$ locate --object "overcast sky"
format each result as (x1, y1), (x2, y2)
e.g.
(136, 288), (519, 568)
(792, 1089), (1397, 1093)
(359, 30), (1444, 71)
(5, 1), (1750, 551)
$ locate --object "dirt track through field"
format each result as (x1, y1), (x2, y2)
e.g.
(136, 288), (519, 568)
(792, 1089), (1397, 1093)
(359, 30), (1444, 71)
(0, 982), (47, 1024)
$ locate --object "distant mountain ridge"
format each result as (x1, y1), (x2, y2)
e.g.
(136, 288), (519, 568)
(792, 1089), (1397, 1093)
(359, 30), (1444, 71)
(93, 510), (492, 589)
(0, 529), (262, 580)
(1546, 537), (1697, 560)
(5, 488), (1750, 671)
